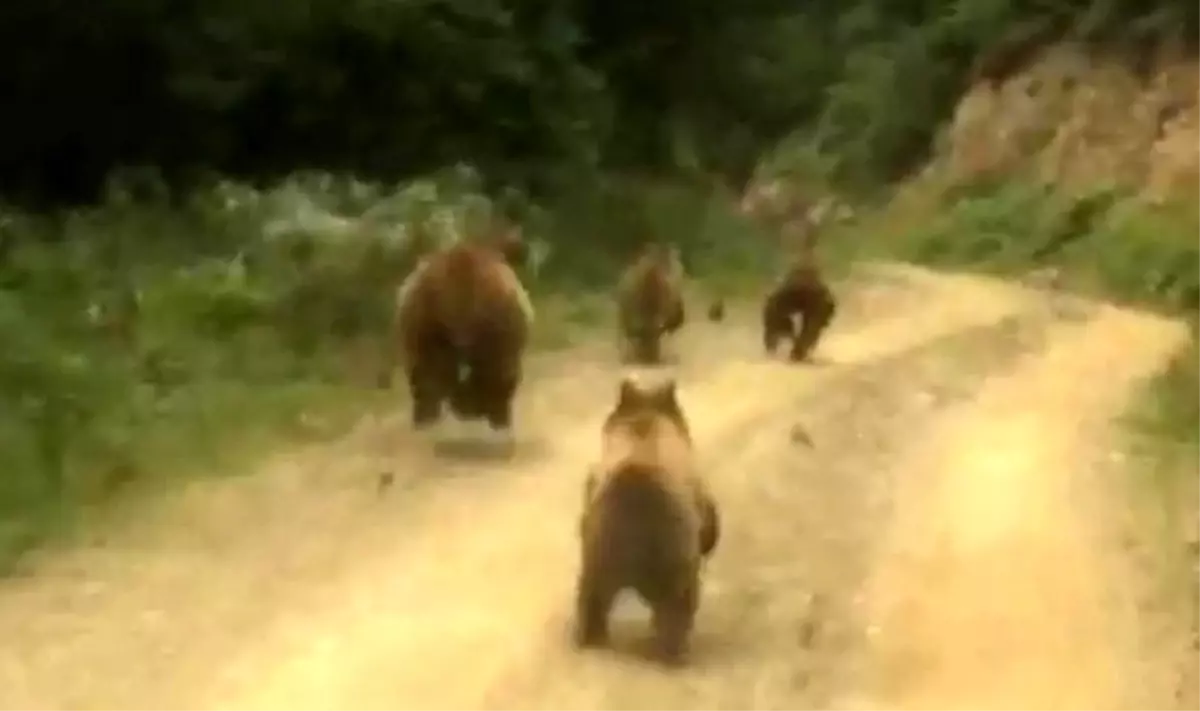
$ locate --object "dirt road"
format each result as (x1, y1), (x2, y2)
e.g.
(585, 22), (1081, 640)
(0, 264), (1191, 710)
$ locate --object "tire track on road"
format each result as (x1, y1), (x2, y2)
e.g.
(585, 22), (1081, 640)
(846, 304), (1190, 710)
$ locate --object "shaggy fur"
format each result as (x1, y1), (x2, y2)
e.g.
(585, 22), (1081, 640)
(615, 244), (686, 364)
(386, 231), (534, 432)
(574, 377), (719, 665)
(761, 259), (836, 363)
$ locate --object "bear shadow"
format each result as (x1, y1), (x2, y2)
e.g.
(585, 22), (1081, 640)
(429, 425), (549, 465)
(618, 351), (680, 368)
(658, 351), (682, 367)
(432, 438), (515, 462)
(799, 353), (835, 367)
(771, 351), (834, 367)
(574, 598), (732, 672)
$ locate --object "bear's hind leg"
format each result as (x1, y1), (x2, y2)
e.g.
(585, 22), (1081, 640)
(449, 370), (487, 421)
(573, 565), (617, 648)
(408, 343), (458, 429)
(651, 575), (700, 666)
(790, 285), (836, 362)
(471, 352), (522, 434)
(761, 297), (792, 355)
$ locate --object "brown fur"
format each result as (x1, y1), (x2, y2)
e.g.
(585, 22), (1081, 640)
(615, 244), (686, 364)
(762, 258), (837, 363)
(574, 377), (719, 665)
(386, 234), (533, 431)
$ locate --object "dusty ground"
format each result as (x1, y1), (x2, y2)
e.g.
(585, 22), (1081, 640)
(0, 263), (1192, 710)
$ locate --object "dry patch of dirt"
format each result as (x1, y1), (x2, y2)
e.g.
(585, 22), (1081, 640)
(934, 44), (1198, 204)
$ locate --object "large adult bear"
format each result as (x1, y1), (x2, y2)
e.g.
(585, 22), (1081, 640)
(386, 224), (534, 435)
(574, 376), (719, 665)
(615, 243), (686, 364)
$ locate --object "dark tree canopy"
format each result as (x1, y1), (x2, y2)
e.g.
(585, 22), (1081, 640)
(0, 0), (1193, 205)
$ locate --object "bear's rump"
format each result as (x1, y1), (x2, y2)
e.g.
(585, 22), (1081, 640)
(583, 460), (700, 590)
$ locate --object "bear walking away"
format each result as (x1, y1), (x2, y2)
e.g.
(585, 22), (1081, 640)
(761, 257), (837, 363)
(384, 226), (535, 433)
(574, 376), (719, 665)
(615, 244), (686, 364)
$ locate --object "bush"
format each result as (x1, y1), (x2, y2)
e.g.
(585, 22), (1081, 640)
(860, 178), (1198, 314)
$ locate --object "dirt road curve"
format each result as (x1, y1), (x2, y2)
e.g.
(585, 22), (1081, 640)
(0, 264), (1191, 710)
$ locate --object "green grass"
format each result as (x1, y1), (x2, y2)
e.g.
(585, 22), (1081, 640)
(834, 177), (1198, 313)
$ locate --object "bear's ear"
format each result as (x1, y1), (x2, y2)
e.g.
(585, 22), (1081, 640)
(494, 227), (526, 267)
(653, 379), (680, 410)
(617, 377), (639, 406)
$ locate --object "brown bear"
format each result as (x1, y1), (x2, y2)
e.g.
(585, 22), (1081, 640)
(384, 224), (535, 433)
(574, 376), (719, 665)
(761, 257), (836, 363)
(615, 243), (686, 364)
